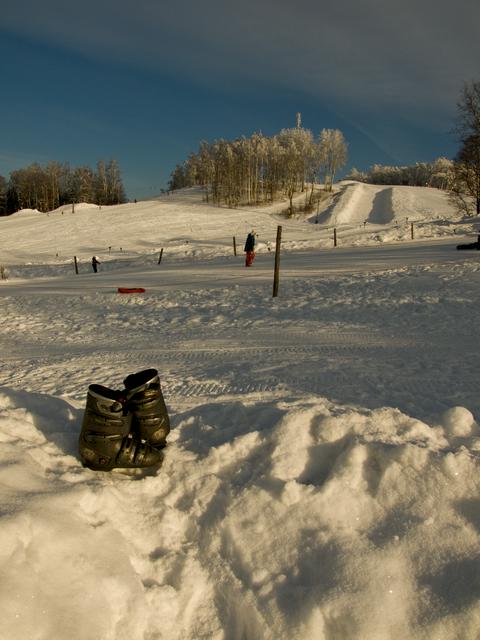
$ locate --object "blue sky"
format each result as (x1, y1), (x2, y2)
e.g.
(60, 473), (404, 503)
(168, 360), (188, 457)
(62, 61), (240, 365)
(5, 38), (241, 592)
(1, 0), (479, 199)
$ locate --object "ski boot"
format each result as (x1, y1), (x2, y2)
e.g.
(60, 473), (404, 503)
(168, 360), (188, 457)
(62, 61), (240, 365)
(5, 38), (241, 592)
(79, 384), (163, 471)
(123, 368), (170, 448)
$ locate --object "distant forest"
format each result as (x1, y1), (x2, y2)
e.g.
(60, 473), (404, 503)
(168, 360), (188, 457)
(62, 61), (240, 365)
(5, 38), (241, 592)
(347, 158), (453, 189)
(0, 160), (127, 215)
(168, 125), (348, 214)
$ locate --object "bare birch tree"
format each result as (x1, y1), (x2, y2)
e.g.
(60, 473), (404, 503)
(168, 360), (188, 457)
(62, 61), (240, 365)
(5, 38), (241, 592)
(450, 81), (480, 215)
(168, 124), (346, 210)
(319, 129), (348, 191)
(450, 134), (480, 215)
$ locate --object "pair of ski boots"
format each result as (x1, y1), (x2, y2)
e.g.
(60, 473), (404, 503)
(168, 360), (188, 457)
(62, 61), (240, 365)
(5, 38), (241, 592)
(78, 368), (170, 472)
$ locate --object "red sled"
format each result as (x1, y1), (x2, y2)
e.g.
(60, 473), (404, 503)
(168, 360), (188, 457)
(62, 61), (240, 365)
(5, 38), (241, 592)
(117, 287), (146, 294)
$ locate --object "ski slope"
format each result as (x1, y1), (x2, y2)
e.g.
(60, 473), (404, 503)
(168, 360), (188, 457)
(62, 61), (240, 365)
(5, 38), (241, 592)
(0, 182), (475, 275)
(1, 185), (480, 640)
(318, 181), (460, 227)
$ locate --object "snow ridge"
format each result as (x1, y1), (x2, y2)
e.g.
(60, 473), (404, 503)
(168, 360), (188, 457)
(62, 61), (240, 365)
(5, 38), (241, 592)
(1, 388), (480, 639)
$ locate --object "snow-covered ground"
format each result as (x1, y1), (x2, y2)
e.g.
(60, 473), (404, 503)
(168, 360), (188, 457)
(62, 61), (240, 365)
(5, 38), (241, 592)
(1, 184), (480, 640)
(0, 182), (477, 275)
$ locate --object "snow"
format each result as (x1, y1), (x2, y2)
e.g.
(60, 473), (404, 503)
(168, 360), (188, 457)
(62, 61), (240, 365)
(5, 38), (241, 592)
(1, 183), (480, 639)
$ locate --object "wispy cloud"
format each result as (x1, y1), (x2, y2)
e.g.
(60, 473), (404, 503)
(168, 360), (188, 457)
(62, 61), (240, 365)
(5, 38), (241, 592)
(3, 0), (479, 124)
(0, 151), (50, 171)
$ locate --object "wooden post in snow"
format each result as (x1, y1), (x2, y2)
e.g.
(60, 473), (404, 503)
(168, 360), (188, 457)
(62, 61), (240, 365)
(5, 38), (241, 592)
(233, 236), (237, 256)
(411, 223), (414, 240)
(273, 225), (282, 298)
(74, 256), (79, 274)
(158, 248), (164, 265)
(334, 228), (337, 247)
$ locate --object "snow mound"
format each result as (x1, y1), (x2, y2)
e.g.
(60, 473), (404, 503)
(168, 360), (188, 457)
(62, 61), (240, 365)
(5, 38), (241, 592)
(318, 182), (460, 228)
(49, 202), (100, 214)
(1, 387), (480, 640)
(10, 208), (42, 216)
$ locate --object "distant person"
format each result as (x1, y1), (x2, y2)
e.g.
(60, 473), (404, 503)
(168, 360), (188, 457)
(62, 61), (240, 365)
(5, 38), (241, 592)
(91, 256), (101, 273)
(244, 230), (257, 267)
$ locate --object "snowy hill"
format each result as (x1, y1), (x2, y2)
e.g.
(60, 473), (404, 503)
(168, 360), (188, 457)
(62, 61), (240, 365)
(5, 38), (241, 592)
(318, 181), (459, 225)
(0, 183), (476, 274)
(1, 184), (480, 640)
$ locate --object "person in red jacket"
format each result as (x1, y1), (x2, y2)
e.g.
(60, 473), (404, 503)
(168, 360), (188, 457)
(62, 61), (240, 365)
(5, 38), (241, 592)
(244, 230), (256, 267)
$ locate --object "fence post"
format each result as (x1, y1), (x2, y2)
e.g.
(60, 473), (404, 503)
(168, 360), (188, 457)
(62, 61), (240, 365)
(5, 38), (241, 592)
(72, 203), (75, 214)
(411, 223), (414, 240)
(158, 248), (164, 265)
(74, 256), (79, 274)
(273, 225), (282, 298)
(334, 228), (337, 247)
(233, 236), (237, 256)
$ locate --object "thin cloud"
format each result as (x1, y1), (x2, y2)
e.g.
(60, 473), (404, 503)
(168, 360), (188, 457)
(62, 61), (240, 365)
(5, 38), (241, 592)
(2, 0), (478, 149)
(0, 151), (51, 174)
(2, 0), (477, 115)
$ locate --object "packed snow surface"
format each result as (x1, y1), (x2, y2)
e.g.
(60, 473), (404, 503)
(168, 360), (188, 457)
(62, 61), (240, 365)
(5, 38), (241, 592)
(1, 184), (480, 640)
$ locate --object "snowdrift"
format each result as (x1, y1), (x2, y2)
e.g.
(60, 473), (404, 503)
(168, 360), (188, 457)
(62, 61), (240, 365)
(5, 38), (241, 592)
(1, 387), (480, 640)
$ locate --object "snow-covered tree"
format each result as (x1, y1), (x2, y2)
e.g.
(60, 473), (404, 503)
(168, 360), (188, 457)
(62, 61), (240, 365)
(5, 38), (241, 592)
(359, 159), (453, 189)
(277, 128), (314, 214)
(430, 157), (453, 190)
(318, 129), (348, 191)
(168, 123), (347, 210)
(345, 167), (367, 182)
(105, 160), (126, 205)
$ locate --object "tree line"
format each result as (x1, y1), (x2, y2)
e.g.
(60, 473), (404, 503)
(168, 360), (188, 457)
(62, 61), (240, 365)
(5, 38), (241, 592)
(347, 158), (453, 190)
(168, 125), (348, 215)
(0, 159), (127, 215)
